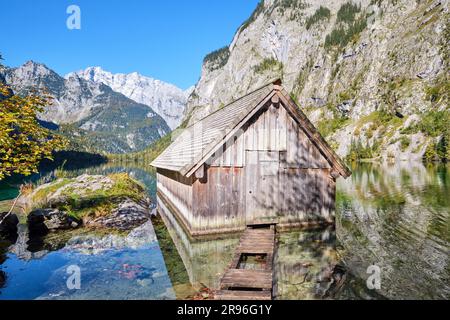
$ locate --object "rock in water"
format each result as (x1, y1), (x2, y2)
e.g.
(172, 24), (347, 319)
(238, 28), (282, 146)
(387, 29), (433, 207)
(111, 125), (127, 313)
(28, 209), (80, 234)
(0, 212), (19, 236)
(24, 173), (150, 233)
(85, 199), (151, 231)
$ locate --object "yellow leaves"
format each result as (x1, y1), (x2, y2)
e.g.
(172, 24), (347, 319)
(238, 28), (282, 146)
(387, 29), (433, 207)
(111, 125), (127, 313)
(0, 82), (68, 180)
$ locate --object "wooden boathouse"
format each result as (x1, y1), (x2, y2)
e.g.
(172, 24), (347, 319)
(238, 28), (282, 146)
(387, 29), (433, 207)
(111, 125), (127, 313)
(151, 79), (351, 238)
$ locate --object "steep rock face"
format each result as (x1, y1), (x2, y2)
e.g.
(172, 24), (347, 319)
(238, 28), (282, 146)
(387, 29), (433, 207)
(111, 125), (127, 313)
(3, 61), (170, 153)
(186, 0), (449, 161)
(69, 67), (192, 129)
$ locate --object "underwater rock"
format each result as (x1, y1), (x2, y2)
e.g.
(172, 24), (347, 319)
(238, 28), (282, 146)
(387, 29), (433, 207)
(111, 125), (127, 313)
(65, 221), (158, 253)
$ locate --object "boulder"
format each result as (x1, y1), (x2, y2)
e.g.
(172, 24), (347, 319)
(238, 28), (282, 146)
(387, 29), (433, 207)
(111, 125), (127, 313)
(0, 212), (19, 236)
(28, 209), (80, 235)
(25, 174), (150, 233)
(85, 199), (151, 231)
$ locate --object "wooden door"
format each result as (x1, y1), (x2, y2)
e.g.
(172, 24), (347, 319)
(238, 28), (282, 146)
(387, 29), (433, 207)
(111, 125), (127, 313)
(246, 151), (280, 225)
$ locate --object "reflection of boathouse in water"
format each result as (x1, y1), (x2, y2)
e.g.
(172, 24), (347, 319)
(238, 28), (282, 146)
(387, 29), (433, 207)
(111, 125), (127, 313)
(157, 205), (342, 299)
(151, 80), (351, 237)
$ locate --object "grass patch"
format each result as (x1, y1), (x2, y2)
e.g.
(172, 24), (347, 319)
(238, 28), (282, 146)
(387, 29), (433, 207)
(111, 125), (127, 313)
(424, 81), (450, 103)
(402, 110), (450, 138)
(317, 117), (349, 138)
(400, 136), (411, 151)
(355, 110), (404, 135)
(317, 105), (350, 138)
(32, 179), (71, 205)
(254, 57), (284, 74)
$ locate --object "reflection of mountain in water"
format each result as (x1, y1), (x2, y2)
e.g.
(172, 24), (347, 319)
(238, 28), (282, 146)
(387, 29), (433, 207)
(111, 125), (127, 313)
(337, 162), (450, 299)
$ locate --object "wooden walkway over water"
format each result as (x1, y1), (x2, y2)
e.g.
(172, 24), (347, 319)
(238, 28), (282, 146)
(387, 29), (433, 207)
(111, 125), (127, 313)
(215, 225), (275, 300)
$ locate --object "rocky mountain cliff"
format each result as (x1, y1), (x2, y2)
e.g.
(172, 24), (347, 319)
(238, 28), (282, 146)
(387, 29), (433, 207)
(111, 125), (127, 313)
(186, 0), (449, 162)
(3, 61), (170, 154)
(68, 67), (192, 129)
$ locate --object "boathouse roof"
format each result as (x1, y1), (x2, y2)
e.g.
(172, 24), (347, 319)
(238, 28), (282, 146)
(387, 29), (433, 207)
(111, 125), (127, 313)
(151, 79), (351, 178)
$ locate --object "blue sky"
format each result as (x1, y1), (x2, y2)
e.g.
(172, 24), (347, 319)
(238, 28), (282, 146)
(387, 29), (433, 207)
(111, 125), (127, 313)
(0, 0), (260, 89)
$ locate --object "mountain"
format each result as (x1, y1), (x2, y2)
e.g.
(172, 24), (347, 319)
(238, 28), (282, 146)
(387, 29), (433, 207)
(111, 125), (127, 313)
(2, 61), (170, 154)
(185, 0), (449, 162)
(68, 67), (192, 130)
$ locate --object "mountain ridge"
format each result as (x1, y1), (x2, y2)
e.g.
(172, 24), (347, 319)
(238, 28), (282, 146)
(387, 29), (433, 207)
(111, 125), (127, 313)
(68, 66), (192, 129)
(2, 61), (171, 154)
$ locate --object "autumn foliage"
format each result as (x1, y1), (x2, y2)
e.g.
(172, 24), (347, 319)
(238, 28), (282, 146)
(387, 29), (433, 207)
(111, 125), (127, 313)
(0, 59), (67, 179)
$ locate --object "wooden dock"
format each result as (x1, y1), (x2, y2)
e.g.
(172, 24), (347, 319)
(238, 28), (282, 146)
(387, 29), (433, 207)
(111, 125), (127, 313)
(215, 225), (275, 300)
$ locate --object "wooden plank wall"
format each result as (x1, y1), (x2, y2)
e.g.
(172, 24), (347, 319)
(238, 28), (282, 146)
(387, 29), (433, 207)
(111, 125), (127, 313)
(157, 168), (194, 230)
(192, 167), (246, 233)
(278, 168), (335, 225)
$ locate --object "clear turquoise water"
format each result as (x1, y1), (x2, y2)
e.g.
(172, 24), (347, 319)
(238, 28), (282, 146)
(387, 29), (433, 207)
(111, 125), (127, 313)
(0, 162), (449, 300)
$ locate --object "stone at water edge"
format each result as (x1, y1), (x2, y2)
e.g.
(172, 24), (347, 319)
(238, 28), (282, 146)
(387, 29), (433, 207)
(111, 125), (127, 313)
(0, 212), (19, 235)
(27, 209), (80, 235)
(84, 198), (151, 232)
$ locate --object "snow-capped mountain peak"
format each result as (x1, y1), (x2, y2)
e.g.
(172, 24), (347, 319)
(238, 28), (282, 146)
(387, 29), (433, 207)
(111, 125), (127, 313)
(67, 67), (189, 129)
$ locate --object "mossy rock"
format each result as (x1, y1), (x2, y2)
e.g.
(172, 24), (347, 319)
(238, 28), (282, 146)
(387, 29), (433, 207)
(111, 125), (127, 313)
(23, 174), (150, 233)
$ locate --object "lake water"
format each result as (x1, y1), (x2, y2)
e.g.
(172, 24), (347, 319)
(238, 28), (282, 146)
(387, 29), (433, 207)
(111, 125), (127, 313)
(0, 162), (448, 300)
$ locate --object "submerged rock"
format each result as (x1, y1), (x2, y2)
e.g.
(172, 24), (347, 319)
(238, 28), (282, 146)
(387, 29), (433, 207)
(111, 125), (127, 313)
(65, 221), (158, 254)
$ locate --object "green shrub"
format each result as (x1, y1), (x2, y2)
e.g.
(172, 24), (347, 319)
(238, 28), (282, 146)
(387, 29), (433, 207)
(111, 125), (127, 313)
(337, 2), (361, 24)
(203, 46), (230, 71)
(254, 57), (284, 74)
(325, 18), (367, 48)
(400, 136), (411, 151)
(413, 110), (450, 137)
(276, 0), (306, 9)
(324, 2), (367, 49)
(346, 138), (374, 162)
(305, 6), (331, 30)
